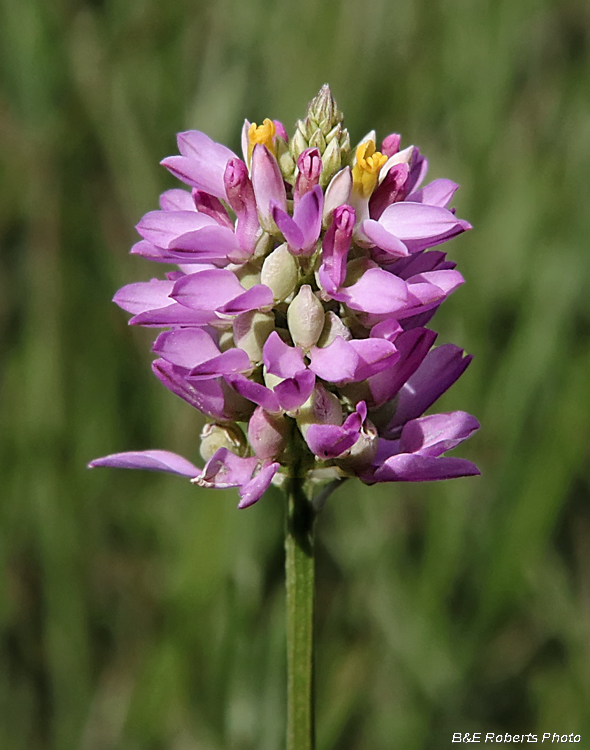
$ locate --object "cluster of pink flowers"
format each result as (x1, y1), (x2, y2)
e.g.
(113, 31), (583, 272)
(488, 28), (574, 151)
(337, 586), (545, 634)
(90, 86), (480, 507)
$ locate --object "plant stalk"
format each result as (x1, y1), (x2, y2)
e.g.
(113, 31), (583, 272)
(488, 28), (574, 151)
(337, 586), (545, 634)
(285, 475), (315, 750)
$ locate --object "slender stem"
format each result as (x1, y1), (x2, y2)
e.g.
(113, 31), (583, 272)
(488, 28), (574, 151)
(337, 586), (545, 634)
(285, 475), (315, 750)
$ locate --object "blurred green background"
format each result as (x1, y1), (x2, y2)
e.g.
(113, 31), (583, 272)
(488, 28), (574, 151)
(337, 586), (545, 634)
(1, 0), (590, 747)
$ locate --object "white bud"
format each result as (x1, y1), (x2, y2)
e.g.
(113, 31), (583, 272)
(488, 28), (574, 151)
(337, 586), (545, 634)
(317, 311), (352, 348)
(199, 423), (248, 462)
(235, 262), (261, 289)
(261, 243), (298, 301)
(233, 311), (275, 363)
(287, 285), (325, 350)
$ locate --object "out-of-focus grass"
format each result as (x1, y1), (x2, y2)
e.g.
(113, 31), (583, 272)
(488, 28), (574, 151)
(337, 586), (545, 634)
(1, 0), (590, 747)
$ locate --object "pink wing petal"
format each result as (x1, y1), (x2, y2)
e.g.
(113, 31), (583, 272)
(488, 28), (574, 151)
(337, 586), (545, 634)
(407, 178), (459, 208)
(378, 201), (467, 241)
(113, 279), (174, 314)
(89, 450), (200, 477)
(331, 268), (409, 315)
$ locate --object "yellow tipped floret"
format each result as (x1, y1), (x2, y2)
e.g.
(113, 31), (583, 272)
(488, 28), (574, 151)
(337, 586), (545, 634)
(248, 118), (276, 160)
(351, 140), (388, 198)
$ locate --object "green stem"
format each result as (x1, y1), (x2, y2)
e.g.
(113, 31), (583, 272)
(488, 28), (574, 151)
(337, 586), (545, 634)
(285, 475), (315, 750)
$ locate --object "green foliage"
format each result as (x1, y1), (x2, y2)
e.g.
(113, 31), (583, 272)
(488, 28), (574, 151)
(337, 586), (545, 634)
(1, 0), (590, 747)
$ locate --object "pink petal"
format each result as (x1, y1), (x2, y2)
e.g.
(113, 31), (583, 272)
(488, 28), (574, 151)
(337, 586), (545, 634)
(251, 144), (287, 228)
(309, 337), (359, 384)
(217, 284), (274, 316)
(226, 374), (281, 413)
(274, 370), (316, 411)
(263, 332), (306, 379)
(196, 448), (258, 489)
(113, 279), (174, 315)
(238, 462), (280, 508)
(89, 450), (200, 477)
(189, 349), (252, 379)
(152, 329), (221, 369)
(399, 411), (480, 457)
(407, 178), (459, 208)
(331, 268), (409, 315)
(358, 219), (410, 257)
(159, 189), (196, 211)
(373, 454), (480, 482)
(171, 270), (245, 311)
(378, 201), (467, 242)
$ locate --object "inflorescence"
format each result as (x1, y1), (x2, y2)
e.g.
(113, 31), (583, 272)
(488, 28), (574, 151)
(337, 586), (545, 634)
(90, 85), (480, 508)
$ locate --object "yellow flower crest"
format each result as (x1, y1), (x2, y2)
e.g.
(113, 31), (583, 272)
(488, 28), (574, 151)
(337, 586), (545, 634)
(352, 140), (388, 198)
(248, 118), (276, 160)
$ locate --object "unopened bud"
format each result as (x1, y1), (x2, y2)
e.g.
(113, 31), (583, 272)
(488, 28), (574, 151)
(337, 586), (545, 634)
(319, 137), (341, 188)
(261, 243), (299, 301)
(276, 136), (296, 183)
(317, 311), (352, 348)
(200, 422), (248, 462)
(296, 383), (342, 438)
(307, 84), (344, 135)
(224, 158), (254, 214)
(235, 262), (261, 289)
(381, 133), (401, 157)
(325, 123), (341, 144)
(290, 129), (308, 162)
(273, 119), (288, 141)
(287, 285), (325, 349)
(252, 231), (274, 261)
(339, 129), (351, 160)
(233, 311), (275, 363)
(217, 330), (234, 352)
(308, 129), (326, 153)
(248, 406), (289, 459)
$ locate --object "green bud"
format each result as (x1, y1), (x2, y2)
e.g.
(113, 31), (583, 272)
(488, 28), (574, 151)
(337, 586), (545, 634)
(303, 116), (316, 141)
(306, 84), (344, 136)
(199, 422), (248, 462)
(319, 137), (342, 188)
(233, 310), (275, 363)
(325, 123), (341, 144)
(308, 129), (326, 153)
(339, 128), (351, 163)
(275, 135), (296, 183)
(261, 243), (299, 301)
(290, 128), (309, 163)
(287, 285), (325, 350)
